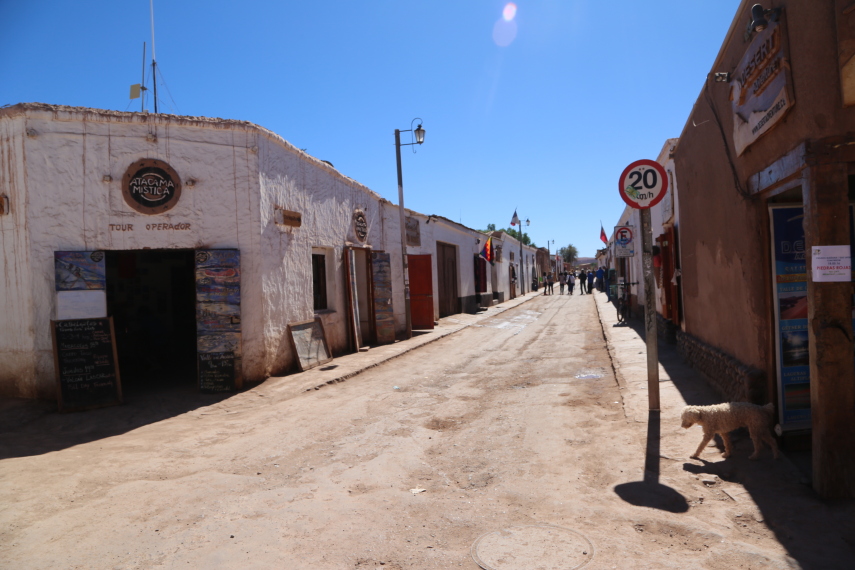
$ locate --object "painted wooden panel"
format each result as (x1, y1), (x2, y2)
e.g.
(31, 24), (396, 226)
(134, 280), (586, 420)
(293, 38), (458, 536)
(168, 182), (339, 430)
(195, 249), (241, 391)
(288, 318), (333, 371)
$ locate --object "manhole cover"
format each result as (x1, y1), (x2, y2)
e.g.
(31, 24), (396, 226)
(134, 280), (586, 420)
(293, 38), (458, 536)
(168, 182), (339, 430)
(471, 524), (593, 570)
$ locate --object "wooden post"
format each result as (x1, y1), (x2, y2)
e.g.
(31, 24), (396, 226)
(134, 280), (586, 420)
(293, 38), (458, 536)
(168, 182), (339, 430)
(802, 161), (855, 499)
(641, 208), (660, 411)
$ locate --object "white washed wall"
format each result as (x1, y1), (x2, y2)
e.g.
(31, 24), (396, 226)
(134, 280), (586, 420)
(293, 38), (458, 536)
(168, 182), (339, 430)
(0, 105), (387, 398)
(490, 232), (536, 300)
(256, 133), (386, 373)
(0, 114), (37, 397)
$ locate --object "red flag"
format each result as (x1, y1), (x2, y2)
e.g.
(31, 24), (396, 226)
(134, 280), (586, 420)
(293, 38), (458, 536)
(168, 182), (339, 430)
(600, 225), (608, 244)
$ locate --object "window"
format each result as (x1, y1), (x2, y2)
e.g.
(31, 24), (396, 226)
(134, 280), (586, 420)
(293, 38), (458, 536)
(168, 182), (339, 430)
(312, 253), (327, 311)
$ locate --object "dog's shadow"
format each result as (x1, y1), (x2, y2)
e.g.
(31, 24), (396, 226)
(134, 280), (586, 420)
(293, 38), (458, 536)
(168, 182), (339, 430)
(681, 458), (740, 483)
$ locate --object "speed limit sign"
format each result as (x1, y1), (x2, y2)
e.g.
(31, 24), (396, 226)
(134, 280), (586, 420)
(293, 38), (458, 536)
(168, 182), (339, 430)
(618, 159), (668, 209)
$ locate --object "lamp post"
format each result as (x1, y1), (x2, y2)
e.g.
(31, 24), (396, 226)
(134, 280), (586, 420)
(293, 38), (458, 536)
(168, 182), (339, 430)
(395, 119), (425, 340)
(547, 239), (555, 275)
(518, 217), (530, 295)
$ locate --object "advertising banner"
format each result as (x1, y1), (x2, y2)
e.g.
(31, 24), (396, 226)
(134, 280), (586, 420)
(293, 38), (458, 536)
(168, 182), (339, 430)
(770, 206), (810, 430)
(769, 205), (855, 430)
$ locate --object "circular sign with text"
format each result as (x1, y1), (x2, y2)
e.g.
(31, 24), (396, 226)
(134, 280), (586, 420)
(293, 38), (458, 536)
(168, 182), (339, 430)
(618, 159), (668, 210)
(122, 158), (182, 215)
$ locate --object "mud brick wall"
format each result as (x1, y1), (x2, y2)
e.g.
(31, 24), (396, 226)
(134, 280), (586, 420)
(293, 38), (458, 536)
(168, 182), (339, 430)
(656, 314), (678, 345)
(676, 330), (766, 403)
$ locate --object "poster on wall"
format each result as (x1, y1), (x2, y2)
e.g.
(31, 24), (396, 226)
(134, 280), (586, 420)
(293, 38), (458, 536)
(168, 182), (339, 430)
(54, 251), (108, 320)
(770, 206), (810, 430)
(195, 249), (241, 392)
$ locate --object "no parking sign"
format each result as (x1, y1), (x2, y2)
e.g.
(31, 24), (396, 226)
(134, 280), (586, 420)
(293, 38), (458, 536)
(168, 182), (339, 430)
(614, 225), (634, 258)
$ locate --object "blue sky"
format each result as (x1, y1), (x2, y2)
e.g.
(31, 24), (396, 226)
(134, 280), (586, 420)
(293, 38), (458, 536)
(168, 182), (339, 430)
(1, 1), (740, 257)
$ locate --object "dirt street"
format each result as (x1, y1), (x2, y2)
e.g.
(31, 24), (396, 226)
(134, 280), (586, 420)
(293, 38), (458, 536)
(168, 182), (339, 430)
(1, 293), (853, 569)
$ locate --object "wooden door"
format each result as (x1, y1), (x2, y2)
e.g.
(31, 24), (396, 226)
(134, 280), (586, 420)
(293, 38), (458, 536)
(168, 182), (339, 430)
(474, 255), (487, 293)
(344, 248), (362, 351)
(666, 226), (681, 324)
(437, 243), (459, 317)
(371, 252), (395, 345)
(408, 254), (434, 330)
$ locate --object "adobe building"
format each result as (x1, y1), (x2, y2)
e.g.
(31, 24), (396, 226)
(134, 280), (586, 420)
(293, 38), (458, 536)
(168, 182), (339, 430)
(0, 103), (529, 404)
(674, 0), (855, 497)
(0, 103), (397, 400)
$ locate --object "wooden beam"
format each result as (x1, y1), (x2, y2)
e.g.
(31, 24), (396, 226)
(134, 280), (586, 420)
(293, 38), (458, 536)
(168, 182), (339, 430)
(748, 142), (806, 195)
(801, 162), (855, 499)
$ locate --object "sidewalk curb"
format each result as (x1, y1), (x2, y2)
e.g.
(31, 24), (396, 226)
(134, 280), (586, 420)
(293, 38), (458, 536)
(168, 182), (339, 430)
(592, 292), (629, 394)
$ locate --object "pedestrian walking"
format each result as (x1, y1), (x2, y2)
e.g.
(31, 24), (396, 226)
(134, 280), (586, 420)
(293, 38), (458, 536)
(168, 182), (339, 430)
(578, 270), (587, 294)
(548, 273), (555, 295)
(587, 270), (594, 294)
(559, 272), (566, 295)
(568, 271), (575, 295)
(596, 266), (605, 292)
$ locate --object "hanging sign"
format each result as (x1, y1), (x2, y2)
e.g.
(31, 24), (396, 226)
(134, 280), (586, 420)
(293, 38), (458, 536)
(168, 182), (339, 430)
(405, 216), (421, 246)
(731, 18), (794, 155)
(618, 159), (668, 210)
(122, 158), (182, 215)
(614, 225), (635, 258)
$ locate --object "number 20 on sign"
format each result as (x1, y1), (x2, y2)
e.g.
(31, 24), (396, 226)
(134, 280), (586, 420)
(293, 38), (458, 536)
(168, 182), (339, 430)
(618, 159), (668, 210)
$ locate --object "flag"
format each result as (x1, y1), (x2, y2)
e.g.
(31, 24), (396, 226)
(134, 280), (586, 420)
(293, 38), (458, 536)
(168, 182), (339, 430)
(600, 224), (608, 244)
(479, 236), (494, 265)
(510, 209), (520, 227)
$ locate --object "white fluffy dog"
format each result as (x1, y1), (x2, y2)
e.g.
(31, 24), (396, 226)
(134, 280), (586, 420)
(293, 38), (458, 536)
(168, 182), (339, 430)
(681, 402), (779, 460)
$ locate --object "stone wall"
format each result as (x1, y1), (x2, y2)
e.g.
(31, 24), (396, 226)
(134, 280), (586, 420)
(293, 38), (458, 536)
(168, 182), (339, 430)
(676, 330), (766, 403)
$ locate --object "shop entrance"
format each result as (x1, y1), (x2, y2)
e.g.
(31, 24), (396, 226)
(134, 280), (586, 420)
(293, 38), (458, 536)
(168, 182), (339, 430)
(105, 249), (197, 392)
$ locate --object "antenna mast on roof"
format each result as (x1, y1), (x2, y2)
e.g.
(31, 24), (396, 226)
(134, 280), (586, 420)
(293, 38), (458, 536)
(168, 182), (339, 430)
(140, 42), (147, 111)
(150, 0), (158, 113)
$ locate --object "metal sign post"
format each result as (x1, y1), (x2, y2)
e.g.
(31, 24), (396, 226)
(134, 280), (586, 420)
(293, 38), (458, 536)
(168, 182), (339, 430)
(619, 159), (669, 411)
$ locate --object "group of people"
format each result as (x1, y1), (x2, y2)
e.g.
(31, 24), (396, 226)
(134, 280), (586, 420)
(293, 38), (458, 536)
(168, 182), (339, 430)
(541, 268), (604, 296)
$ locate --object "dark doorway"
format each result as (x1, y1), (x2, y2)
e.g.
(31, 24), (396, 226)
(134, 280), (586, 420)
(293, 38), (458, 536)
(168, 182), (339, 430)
(105, 249), (197, 393)
(437, 242), (459, 317)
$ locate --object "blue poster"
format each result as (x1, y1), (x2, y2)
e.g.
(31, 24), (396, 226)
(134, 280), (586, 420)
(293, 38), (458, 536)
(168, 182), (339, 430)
(770, 206), (810, 428)
(54, 251), (106, 291)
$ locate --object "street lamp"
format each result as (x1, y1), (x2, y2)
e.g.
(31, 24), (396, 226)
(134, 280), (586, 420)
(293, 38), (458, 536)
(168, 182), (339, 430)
(395, 118), (425, 340)
(547, 239), (555, 276)
(517, 217), (530, 295)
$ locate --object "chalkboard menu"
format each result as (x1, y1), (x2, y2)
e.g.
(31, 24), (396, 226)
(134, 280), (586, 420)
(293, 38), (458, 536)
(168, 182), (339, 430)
(51, 318), (122, 412)
(198, 352), (235, 393)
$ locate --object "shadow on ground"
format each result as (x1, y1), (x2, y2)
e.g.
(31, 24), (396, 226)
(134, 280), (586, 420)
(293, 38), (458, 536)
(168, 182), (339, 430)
(602, 295), (855, 568)
(614, 410), (689, 513)
(0, 385), (234, 461)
